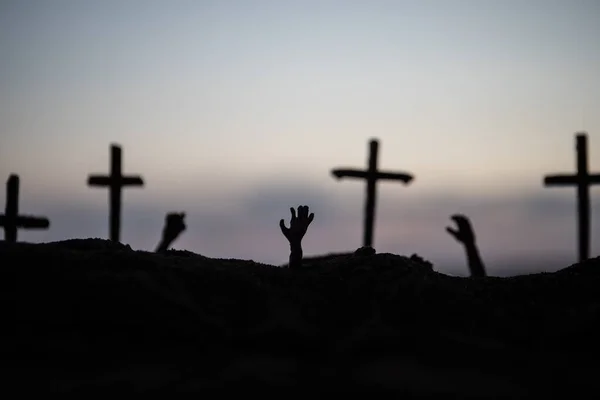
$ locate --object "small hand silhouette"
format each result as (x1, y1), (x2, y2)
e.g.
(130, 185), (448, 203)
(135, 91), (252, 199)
(446, 214), (475, 244)
(164, 212), (186, 241)
(280, 205), (314, 245)
(280, 205), (314, 269)
(156, 212), (186, 252)
(446, 214), (486, 277)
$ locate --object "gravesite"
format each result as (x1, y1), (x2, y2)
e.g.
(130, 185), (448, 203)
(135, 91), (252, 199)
(2, 132), (600, 396)
(3, 1), (600, 396)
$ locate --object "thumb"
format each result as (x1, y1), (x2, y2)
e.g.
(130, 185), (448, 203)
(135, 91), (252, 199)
(446, 227), (459, 239)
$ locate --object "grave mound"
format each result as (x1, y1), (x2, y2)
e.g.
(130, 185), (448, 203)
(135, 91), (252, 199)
(2, 239), (599, 396)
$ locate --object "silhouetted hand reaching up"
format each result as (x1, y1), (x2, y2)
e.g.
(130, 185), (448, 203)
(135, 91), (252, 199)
(446, 214), (487, 278)
(156, 212), (186, 253)
(280, 205), (314, 244)
(446, 214), (475, 244)
(280, 205), (314, 269)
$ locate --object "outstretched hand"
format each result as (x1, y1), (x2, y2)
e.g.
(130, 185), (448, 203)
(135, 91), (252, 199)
(163, 212), (186, 243)
(156, 212), (186, 253)
(446, 214), (475, 244)
(280, 205), (314, 245)
(446, 214), (486, 277)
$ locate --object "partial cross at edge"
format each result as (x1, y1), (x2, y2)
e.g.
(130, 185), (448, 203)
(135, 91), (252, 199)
(0, 174), (50, 243)
(543, 132), (600, 262)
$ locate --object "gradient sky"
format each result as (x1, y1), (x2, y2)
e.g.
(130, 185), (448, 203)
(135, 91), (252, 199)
(1, 0), (600, 276)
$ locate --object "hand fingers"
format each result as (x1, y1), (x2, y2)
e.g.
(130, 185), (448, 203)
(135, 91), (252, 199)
(287, 205), (315, 223)
(446, 227), (458, 237)
(451, 214), (467, 223)
(457, 218), (472, 231)
(279, 219), (290, 237)
(299, 205), (307, 219)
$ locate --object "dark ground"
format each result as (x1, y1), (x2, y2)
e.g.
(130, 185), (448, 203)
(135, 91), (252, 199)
(2, 238), (600, 396)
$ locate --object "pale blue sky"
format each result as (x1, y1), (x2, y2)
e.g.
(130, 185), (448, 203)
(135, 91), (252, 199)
(1, 0), (600, 275)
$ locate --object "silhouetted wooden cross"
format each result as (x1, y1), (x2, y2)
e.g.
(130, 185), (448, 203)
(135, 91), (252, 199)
(544, 132), (600, 262)
(0, 174), (50, 242)
(88, 144), (144, 243)
(331, 139), (414, 248)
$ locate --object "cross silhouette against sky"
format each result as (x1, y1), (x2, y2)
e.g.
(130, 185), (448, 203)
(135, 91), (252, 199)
(332, 139), (414, 248)
(0, 174), (50, 242)
(544, 132), (600, 262)
(87, 144), (144, 243)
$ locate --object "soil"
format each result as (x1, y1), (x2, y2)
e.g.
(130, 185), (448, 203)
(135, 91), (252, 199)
(2, 238), (599, 396)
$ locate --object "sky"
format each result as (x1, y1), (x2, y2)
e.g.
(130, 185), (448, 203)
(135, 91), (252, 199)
(1, 0), (600, 276)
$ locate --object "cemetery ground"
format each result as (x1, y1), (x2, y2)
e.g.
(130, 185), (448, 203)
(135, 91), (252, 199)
(2, 239), (600, 396)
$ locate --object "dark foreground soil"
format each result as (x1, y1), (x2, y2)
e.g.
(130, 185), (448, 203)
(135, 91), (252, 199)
(2, 238), (600, 396)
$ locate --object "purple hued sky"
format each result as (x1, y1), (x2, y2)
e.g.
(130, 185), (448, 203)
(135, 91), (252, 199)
(1, 0), (600, 276)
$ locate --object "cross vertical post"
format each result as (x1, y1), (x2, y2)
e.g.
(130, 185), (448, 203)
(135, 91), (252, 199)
(88, 144), (144, 243)
(110, 145), (123, 243)
(332, 138), (414, 248)
(577, 135), (590, 261)
(0, 174), (50, 242)
(364, 140), (378, 248)
(5, 174), (18, 242)
(544, 132), (600, 262)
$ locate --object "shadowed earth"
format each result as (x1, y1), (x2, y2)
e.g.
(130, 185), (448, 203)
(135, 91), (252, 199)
(2, 239), (600, 396)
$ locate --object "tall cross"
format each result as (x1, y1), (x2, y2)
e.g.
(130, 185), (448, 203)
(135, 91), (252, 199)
(88, 144), (144, 243)
(0, 174), (50, 242)
(331, 138), (414, 248)
(544, 132), (600, 262)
